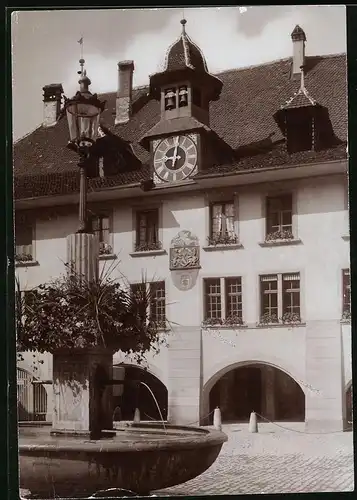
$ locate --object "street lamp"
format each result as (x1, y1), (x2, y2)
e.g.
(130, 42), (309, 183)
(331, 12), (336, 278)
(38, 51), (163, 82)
(64, 59), (106, 233)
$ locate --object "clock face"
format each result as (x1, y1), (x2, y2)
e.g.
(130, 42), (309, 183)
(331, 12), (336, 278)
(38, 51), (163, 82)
(153, 135), (198, 182)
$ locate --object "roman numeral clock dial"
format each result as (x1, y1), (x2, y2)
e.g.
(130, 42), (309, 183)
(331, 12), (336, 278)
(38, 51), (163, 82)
(153, 135), (198, 183)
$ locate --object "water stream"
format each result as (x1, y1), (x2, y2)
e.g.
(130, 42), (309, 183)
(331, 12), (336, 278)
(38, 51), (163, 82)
(140, 381), (167, 432)
(111, 382), (167, 432)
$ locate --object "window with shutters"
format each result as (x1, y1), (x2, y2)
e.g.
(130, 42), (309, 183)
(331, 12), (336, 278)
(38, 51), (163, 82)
(90, 214), (112, 255)
(15, 222), (34, 264)
(135, 209), (161, 252)
(260, 273), (301, 325)
(266, 194), (293, 241)
(203, 277), (244, 327)
(130, 281), (166, 329)
(208, 201), (238, 246)
(342, 269), (351, 321)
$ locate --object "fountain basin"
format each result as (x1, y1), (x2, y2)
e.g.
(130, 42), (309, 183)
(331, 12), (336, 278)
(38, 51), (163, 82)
(19, 423), (227, 497)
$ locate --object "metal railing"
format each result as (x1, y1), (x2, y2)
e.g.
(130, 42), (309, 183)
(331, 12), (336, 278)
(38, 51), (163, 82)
(17, 368), (47, 422)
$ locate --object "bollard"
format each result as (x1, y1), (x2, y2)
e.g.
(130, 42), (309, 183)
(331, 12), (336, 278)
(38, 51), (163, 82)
(213, 407), (222, 431)
(248, 411), (258, 433)
(133, 408), (140, 423)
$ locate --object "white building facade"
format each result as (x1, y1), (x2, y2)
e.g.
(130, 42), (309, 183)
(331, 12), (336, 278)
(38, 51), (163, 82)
(14, 23), (351, 432)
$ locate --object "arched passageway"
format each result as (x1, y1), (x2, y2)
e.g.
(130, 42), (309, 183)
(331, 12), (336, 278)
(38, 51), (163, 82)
(208, 363), (305, 423)
(112, 365), (168, 422)
(17, 368), (47, 422)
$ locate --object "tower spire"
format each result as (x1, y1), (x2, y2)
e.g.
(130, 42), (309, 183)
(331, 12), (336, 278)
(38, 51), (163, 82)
(180, 18), (187, 35)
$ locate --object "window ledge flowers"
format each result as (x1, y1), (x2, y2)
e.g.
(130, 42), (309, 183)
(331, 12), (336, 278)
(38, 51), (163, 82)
(15, 253), (39, 267)
(203, 234), (243, 251)
(202, 316), (247, 329)
(131, 241), (166, 258)
(257, 312), (303, 327)
(341, 310), (351, 323)
(260, 230), (302, 247)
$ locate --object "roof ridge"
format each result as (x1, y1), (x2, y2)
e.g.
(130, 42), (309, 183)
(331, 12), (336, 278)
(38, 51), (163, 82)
(213, 52), (346, 76)
(13, 123), (43, 144)
(96, 52), (347, 98)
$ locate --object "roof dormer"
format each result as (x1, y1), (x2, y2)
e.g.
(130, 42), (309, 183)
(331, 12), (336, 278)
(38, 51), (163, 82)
(274, 66), (322, 153)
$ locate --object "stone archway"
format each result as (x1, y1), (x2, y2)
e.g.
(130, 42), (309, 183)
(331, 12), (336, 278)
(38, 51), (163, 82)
(112, 364), (168, 422)
(205, 362), (305, 424)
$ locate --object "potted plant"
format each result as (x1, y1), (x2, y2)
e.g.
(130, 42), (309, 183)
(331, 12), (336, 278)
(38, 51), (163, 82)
(202, 317), (223, 327)
(341, 309), (351, 322)
(207, 233), (239, 246)
(15, 253), (33, 263)
(223, 315), (244, 326)
(15, 265), (167, 438)
(135, 241), (162, 252)
(99, 242), (113, 255)
(258, 312), (279, 325)
(266, 229), (294, 242)
(281, 311), (301, 324)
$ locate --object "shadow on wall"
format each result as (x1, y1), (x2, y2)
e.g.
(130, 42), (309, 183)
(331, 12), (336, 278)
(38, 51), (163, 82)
(113, 365), (168, 422)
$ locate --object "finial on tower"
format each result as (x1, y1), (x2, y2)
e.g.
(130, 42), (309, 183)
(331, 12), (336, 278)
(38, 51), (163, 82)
(78, 58), (85, 76)
(77, 61), (91, 94)
(180, 18), (187, 34)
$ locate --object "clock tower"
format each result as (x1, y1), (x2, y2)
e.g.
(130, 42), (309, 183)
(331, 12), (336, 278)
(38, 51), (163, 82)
(139, 19), (233, 184)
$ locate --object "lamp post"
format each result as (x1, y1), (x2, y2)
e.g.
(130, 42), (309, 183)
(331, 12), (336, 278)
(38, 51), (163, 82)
(64, 59), (106, 233)
(63, 60), (106, 281)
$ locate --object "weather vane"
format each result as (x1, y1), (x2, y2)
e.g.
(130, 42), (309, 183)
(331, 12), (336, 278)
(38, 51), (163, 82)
(77, 36), (84, 75)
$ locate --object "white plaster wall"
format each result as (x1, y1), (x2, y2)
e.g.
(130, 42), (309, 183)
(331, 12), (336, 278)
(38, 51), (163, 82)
(15, 173), (351, 392)
(342, 324), (352, 386)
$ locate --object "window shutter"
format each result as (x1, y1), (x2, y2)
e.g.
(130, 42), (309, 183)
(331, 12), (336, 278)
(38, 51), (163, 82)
(260, 275), (278, 282)
(283, 273), (300, 281)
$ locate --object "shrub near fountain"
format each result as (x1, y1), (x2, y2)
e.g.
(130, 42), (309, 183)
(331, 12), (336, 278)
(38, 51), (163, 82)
(16, 266), (227, 498)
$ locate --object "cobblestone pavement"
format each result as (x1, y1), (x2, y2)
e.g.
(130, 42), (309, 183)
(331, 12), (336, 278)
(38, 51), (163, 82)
(155, 423), (355, 495)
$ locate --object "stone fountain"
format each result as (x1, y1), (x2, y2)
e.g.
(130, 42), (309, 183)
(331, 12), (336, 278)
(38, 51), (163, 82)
(17, 61), (227, 498)
(19, 364), (227, 497)
(18, 241), (227, 496)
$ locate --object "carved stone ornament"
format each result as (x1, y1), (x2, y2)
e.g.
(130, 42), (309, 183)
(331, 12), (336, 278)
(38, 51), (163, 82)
(169, 230), (200, 271)
(171, 270), (198, 291)
(187, 133), (198, 144)
(153, 172), (164, 184)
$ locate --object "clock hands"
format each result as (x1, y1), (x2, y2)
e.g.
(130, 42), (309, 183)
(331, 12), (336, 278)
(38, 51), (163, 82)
(172, 136), (180, 168)
(162, 154), (181, 163)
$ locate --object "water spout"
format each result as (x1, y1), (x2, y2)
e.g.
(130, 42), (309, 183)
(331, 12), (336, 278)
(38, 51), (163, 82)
(112, 406), (122, 422)
(140, 381), (167, 432)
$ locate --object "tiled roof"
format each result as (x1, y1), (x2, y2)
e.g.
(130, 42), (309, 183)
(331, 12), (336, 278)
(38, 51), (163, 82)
(14, 53), (347, 200)
(163, 20), (209, 73)
(282, 86), (316, 109)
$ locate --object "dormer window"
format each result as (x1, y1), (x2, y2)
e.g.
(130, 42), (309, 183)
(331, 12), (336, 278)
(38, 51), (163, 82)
(178, 86), (188, 107)
(285, 107), (314, 153)
(164, 88), (177, 110)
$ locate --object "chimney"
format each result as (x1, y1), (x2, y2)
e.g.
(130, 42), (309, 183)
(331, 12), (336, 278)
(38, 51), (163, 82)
(115, 60), (134, 125)
(291, 25), (306, 76)
(42, 84), (63, 127)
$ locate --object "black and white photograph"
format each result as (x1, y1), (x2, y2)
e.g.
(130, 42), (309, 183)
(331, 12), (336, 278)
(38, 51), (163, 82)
(11, 5), (353, 498)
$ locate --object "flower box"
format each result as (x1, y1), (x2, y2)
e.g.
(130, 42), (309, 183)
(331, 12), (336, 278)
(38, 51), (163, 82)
(135, 241), (163, 252)
(207, 234), (239, 246)
(265, 230), (294, 242)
